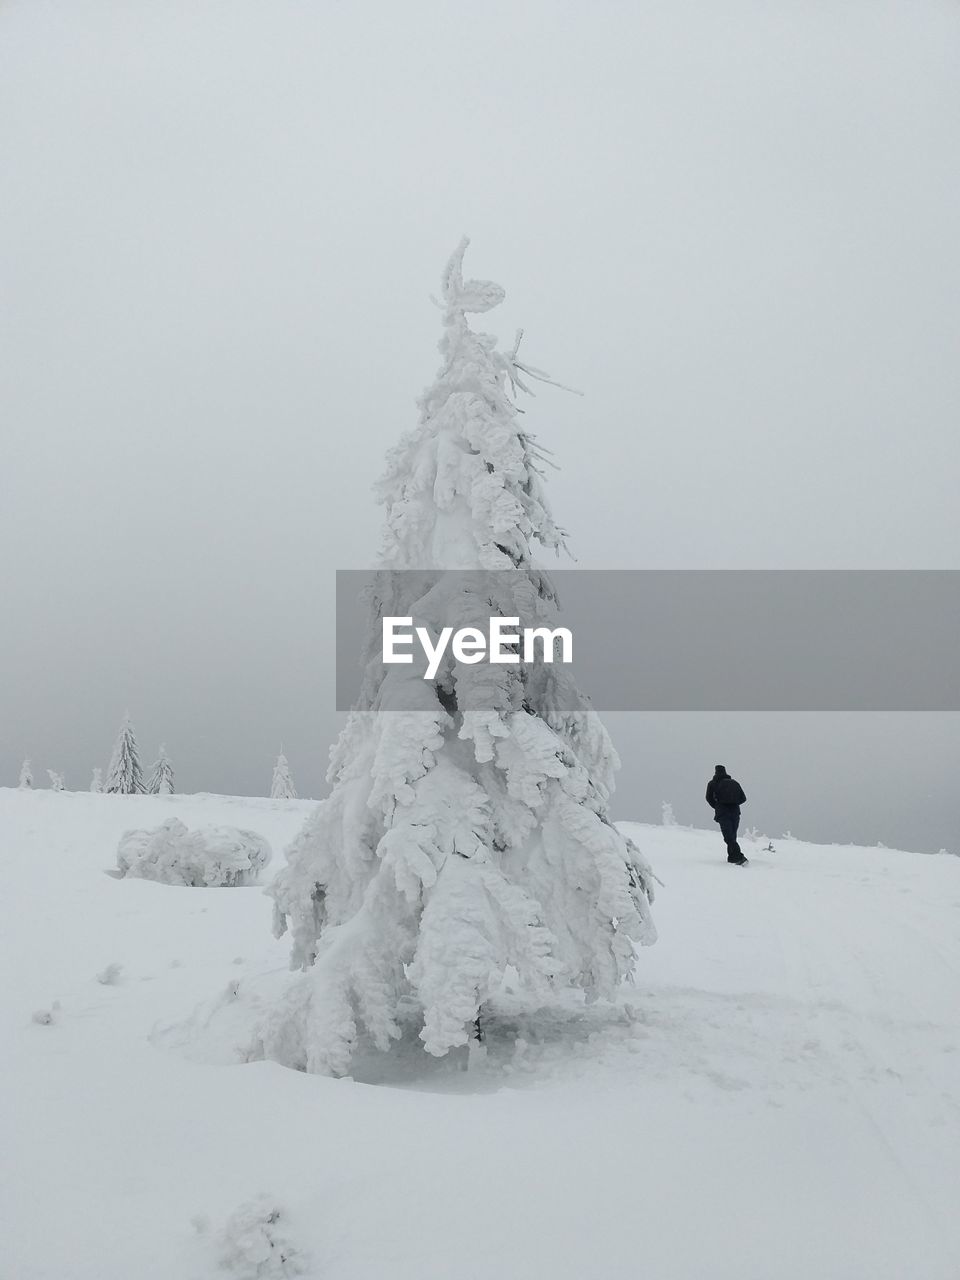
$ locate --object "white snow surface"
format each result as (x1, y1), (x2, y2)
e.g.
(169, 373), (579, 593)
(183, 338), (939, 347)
(2, 787), (959, 1279)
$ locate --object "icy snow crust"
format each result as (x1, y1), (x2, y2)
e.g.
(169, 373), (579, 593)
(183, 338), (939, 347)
(4, 788), (960, 1279)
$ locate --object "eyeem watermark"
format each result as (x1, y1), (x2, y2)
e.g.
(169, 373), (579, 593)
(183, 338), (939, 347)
(383, 617), (574, 680)
(336, 570), (960, 710)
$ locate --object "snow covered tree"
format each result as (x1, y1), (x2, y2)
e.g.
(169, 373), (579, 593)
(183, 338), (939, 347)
(147, 745), (175, 795)
(47, 770), (65, 791)
(90, 767), (103, 793)
(270, 753), (297, 800)
(661, 801), (677, 827)
(18, 758), (33, 790)
(104, 713), (145, 795)
(262, 241), (656, 1076)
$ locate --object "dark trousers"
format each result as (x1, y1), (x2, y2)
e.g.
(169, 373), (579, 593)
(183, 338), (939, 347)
(715, 806), (742, 858)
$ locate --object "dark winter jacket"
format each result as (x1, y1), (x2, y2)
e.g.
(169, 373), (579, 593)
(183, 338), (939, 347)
(705, 769), (746, 811)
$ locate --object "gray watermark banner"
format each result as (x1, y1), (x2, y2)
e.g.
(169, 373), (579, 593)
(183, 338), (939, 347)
(336, 570), (960, 711)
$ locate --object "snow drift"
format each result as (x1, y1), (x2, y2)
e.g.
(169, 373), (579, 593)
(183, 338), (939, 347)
(116, 817), (272, 887)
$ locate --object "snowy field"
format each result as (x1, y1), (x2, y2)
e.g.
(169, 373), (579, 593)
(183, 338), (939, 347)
(3, 787), (959, 1280)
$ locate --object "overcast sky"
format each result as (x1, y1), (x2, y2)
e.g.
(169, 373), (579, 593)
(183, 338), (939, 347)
(2, 0), (958, 852)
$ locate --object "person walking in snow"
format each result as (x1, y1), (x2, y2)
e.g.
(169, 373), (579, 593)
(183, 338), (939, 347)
(706, 764), (748, 865)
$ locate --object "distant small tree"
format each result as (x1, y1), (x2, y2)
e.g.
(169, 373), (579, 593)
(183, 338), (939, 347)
(18, 758), (33, 790)
(90, 767), (103, 793)
(661, 801), (677, 827)
(270, 752), (297, 800)
(105, 713), (145, 795)
(146, 745), (175, 795)
(47, 770), (65, 791)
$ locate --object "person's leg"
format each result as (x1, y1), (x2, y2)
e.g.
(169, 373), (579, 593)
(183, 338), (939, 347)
(718, 810), (736, 854)
(718, 809), (744, 861)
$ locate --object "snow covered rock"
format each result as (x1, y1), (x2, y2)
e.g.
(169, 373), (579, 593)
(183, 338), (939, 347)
(116, 818), (271, 887)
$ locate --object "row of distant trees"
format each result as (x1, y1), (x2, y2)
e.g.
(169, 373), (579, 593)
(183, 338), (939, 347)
(15, 713), (300, 800)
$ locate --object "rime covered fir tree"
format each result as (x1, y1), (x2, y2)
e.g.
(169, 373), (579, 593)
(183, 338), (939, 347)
(270, 753), (297, 800)
(18, 758), (33, 790)
(47, 770), (65, 791)
(263, 241), (656, 1076)
(90, 767), (103, 793)
(147, 745), (175, 795)
(105, 713), (145, 795)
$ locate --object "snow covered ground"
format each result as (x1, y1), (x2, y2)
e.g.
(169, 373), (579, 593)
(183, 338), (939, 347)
(3, 788), (959, 1279)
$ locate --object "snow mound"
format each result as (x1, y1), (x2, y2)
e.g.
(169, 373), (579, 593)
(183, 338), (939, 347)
(116, 818), (272, 887)
(217, 1195), (308, 1278)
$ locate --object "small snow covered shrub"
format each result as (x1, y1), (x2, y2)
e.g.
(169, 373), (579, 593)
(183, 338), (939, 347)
(116, 818), (271, 887)
(218, 1197), (307, 1279)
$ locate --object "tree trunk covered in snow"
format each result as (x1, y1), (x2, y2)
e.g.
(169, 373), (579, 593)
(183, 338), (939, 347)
(264, 241), (656, 1076)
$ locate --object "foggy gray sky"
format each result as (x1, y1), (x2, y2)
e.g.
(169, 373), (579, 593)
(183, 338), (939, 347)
(2, 1), (958, 852)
